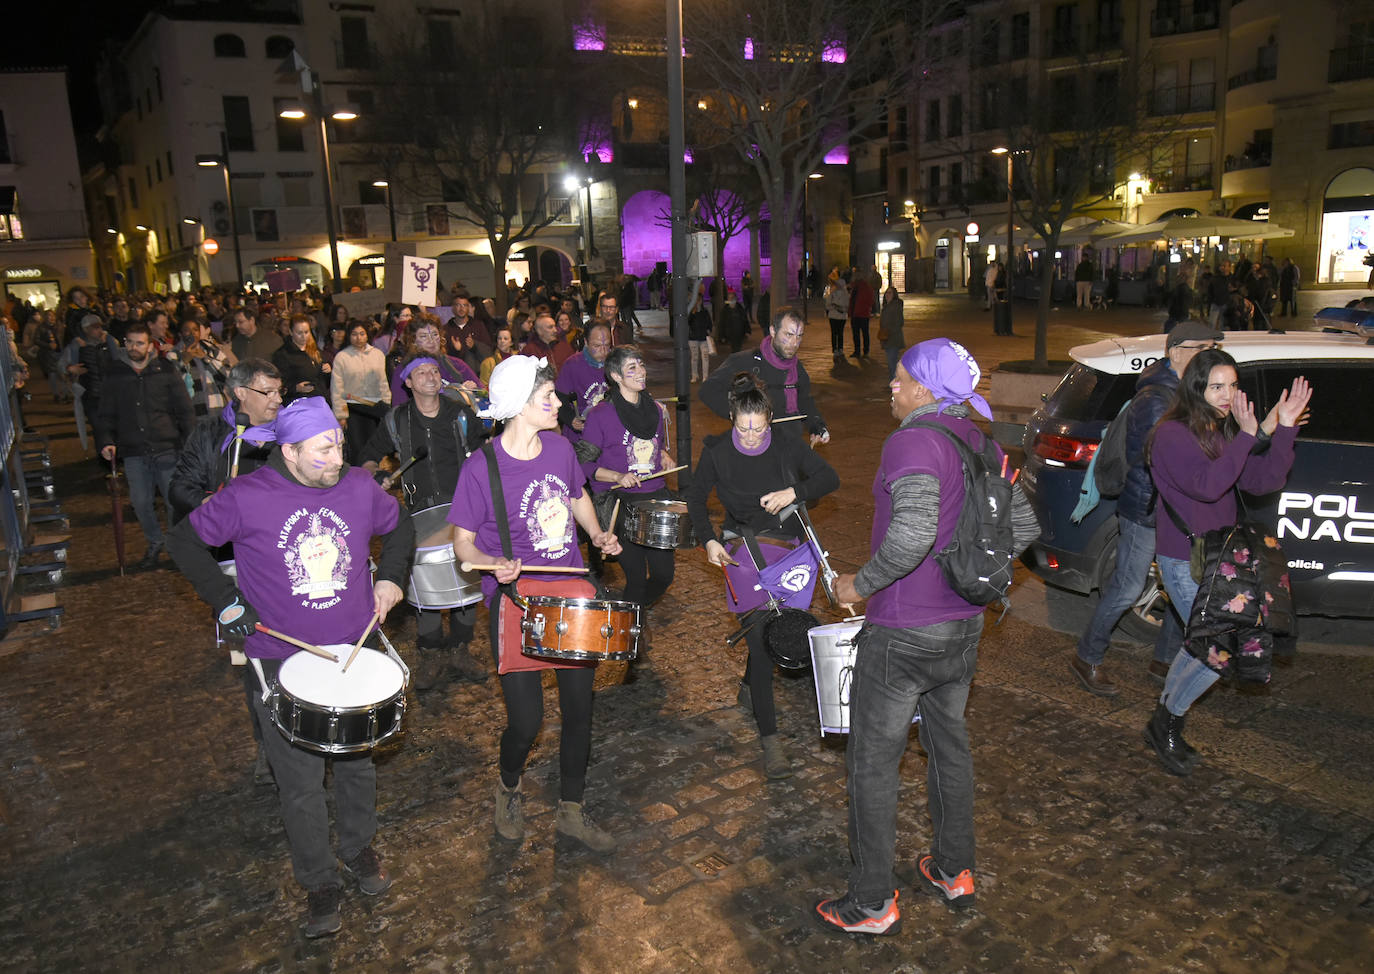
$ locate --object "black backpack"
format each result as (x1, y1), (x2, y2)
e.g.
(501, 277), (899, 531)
(1091, 399), (1132, 497)
(907, 421), (1015, 609)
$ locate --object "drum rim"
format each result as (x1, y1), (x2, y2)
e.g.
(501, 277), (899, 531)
(523, 596), (642, 613)
(629, 498), (689, 512)
(521, 645), (638, 662)
(272, 717), (405, 754)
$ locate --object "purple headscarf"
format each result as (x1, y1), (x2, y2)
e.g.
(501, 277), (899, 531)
(274, 396), (341, 445)
(899, 339), (993, 420)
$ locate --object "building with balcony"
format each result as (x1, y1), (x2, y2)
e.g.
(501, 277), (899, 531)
(0, 69), (96, 311)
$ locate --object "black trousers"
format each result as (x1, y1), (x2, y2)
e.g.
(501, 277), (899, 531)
(488, 602), (595, 802)
(850, 317), (870, 355)
(740, 616), (779, 737)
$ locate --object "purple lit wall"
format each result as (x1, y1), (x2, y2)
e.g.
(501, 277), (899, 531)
(744, 37), (754, 59)
(572, 21), (606, 51)
(822, 36), (847, 63)
(581, 116), (613, 164)
(823, 145), (850, 164)
(822, 121), (849, 164)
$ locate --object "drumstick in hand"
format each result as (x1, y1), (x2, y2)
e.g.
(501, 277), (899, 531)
(649, 464), (689, 478)
(772, 414), (807, 423)
(460, 562), (591, 574)
(254, 624), (340, 662)
(343, 610), (380, 673)
(609, 496), (621, 531)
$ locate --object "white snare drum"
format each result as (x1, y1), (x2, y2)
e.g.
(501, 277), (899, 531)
(268, 646), (407, 754)
(808, 618), (920, 737)
(625, 499), (695, 549)
(406, 503), (482, 610)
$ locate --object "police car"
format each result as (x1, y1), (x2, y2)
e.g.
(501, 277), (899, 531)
(1019, 329), (1374, 636)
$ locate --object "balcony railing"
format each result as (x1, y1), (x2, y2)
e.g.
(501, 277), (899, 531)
(0, 209), (88, 241)
(1329, 44), (1374, 83)
(522, 196), (575, 227)
(1224, 152), (1271, 172)
(1151, 2), (1220, 36)
(1151, 163), (1213, 193)
(1148, 82), (1216, 115)
(1227, 62), (1277, 90)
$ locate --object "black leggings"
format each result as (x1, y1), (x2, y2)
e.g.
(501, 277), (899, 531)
(850, 317), (870, 356)
(489, 604), (595, 802)
(740, 615), (778, 737)
(618, 541), (676, 607)
(828, 318), (846, 353)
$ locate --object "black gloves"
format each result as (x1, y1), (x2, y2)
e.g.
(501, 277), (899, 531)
(216, 591), (261, 640)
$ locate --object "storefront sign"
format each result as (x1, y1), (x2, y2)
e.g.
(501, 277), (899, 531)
(5, 267), (45, 280)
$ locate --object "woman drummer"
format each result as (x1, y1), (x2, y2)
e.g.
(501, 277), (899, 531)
(448, 355), (622, 851)
(580, 345), (677, 614)
(684, 373), (840, 779)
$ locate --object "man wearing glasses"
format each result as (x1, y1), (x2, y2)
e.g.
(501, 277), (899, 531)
(1069, 323), (1221, 697)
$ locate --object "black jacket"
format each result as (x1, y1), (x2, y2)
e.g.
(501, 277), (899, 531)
(699, 346), (826, 440)
(168, 413), (275, 522)
(359, 396), (484, 511)
(272, 341), (328, 404)
(95, 357), (194, 456)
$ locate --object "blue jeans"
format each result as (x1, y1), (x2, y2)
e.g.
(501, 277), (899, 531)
(123, 451), (177, 550)
(1076, 516), (1182, 666)
(885, 347), (902, 383)
(1156, 554), (1220, 715)
(845, 616), (982, 903)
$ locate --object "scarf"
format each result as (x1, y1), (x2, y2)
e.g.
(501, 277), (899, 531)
(217, 401), (277, 453)
(609, 381), (661, 441)
(581, 347), (605, 370)
(732, 427), (772, 456)
(759, 337), (799, 414)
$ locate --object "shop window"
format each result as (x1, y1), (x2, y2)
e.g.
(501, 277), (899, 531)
(214, 34), (246, 58)
(265, 36), (294, 59)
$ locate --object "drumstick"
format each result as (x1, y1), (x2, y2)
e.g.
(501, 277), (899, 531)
(721, 563), (740, 602)
(254, 624), (340, 662)
(609, 496), (621, 530)
(342, 610), (380, 673)
(460, 562), (591, 574)
(648, 464), (689, 478)
(772, 414), (808, 423)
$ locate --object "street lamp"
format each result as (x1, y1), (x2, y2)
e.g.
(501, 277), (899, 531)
(195, 131), (245, 287)
(277, 59), (358, 293)
(802, 172), (822, 321)
(991, 146), (1014, 336)
(372, 180), (396, 242)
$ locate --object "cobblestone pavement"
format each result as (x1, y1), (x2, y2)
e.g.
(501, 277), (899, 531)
(1, 294), (1371, 973)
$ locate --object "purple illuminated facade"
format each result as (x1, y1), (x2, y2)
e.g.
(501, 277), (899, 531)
(572, 20), (606, 51)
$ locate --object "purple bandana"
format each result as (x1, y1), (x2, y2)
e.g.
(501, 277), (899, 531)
(899, 339), (993, 420)
(396, 356), (440, 385)
(217, 402), (277, 453)
(759, 336), (799, 414)
(274, 396), (341, 445)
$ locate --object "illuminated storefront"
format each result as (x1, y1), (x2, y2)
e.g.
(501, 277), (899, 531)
(1317, 167), (1374, 284)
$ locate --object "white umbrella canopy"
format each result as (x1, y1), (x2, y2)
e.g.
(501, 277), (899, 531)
(1103, 214), (1296, 245)
(1024, 218), (1136, 249)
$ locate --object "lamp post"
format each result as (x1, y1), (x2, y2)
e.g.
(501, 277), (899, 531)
(195, 130), (244, 287)
(279, 67), (356, 293)
(991, 146), (1014, 336)
(372, 180), (396, 242)
(801, 172), (823, 321)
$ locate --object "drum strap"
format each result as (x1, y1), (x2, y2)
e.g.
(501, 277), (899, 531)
(482, 443), (517, 602)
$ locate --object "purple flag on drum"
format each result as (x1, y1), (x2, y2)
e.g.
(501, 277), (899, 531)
(756, 542), (820, 608)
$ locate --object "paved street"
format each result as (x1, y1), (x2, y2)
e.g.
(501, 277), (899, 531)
(1, 291), (1371, 972)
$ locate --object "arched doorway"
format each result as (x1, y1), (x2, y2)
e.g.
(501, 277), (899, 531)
(1318, 167), (1374, 283)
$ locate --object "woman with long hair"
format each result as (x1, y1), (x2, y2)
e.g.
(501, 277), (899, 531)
(684, 373), (839, 778)
(580, 345), (677, 613)
(480, 326), (516, 386)
(1143, 348), (1311, 774)
(272, 312), (330, 404)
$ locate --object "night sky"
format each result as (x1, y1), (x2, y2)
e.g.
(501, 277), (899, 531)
(10, 2), (163, 138)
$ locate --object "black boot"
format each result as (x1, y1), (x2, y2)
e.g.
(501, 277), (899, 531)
(414, 635), (447, 691)
(1143, 703), (1195, 776)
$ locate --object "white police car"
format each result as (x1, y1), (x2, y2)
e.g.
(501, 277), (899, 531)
(1019, 330), (1374, 635)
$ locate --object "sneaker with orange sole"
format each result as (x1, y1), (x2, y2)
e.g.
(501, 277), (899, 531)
(813, 889), (901, 935)
(917, 854), (975, 909)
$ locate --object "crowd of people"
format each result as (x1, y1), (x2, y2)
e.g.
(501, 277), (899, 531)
(7, 266), (1318, 943)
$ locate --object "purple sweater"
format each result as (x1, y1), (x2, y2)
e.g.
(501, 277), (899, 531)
(1150, 421), (1298, 560)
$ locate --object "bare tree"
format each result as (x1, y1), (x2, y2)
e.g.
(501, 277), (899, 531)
(369, 18), (597, 311)
(669, 0), (942, 310)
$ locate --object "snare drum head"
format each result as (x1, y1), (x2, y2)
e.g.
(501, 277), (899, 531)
(278, 647), (404, 708)
(632, 499), (688, 516)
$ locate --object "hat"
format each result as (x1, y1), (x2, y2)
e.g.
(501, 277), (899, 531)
(396, 356), (440, 385)
(481, 355), (546, 420)
(899, 339), (993, 421)
(80, 313), (104, 331)
(274, 396), (340, 445)
(1165, 321), (1223, 350)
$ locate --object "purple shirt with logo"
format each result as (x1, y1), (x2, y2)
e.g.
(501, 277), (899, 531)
(579, 400), (668, 495)
(866, 414), (994, 629)
(189, 465), (401, 659)
(448, 431), (587, 601)
(555, 354), (609, 421)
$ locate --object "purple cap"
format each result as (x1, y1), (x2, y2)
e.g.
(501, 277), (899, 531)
(274, 396), (340, 445)
(899, 339), (993, 420)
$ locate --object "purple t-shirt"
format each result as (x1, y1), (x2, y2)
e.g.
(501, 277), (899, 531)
(448, 431), (587, 601)
(865, 414), (996, 629)
(555, 354), (609, 420)
(579, 400), (668, 495)
(190, 465), (401, 659)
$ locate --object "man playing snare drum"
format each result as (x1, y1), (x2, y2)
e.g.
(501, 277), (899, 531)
(167, 396), (414, 939)
(359, 355), (486, 689)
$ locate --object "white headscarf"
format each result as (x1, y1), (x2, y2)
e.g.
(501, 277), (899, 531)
(480, 355), (547, 420)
